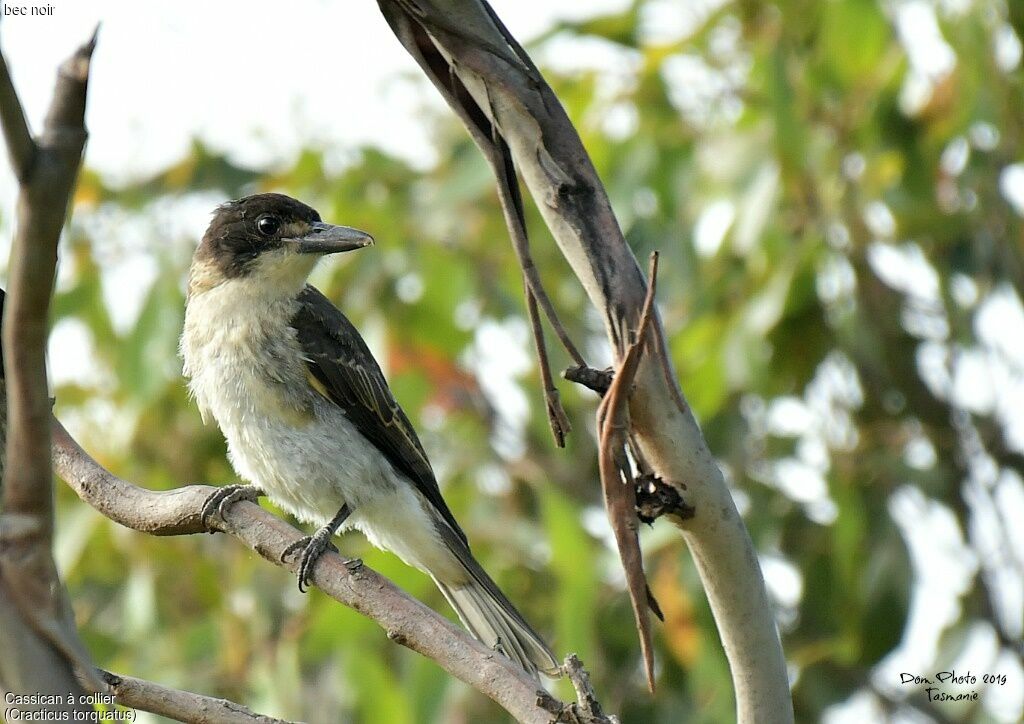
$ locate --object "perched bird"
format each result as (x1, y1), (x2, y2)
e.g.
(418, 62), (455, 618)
(181, 193), (557, 676)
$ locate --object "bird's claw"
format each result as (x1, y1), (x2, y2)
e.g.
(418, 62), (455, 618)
(201, 484), (263, 529)
(280, 504), (355, 592)
(281, 532), (341, 593)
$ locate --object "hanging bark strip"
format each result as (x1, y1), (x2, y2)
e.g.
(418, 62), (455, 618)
(595, 252), (660, 692)
(379, 4), (586, 446)
(525, 283), (572, 446)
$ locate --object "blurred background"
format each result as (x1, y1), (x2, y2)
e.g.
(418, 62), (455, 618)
(1, 0), (1023, 722)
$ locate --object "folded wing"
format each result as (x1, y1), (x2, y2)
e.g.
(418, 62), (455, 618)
(291, 285), (468, 545)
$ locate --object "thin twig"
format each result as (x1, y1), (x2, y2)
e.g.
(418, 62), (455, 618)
(563, 654), (616, 724)
(535, 655), (619, 724)
(526, 284), (571, 446)
(101, 671), (292, 724)
(489, 116), (586, 368)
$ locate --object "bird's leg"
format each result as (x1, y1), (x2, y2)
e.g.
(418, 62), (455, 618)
(281, 504), (357, 593)
(201, 484), (264, 529)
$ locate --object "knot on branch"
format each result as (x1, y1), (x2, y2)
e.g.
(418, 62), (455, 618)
(386, 629), (409, 646)
(535, 655), (618, 724)
(562, 365), (613, 396)
(635, 474), (695, 525)
(100, 669), (122, 690)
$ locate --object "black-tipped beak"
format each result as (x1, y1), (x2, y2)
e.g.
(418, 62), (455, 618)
(288, 222), (374, 255)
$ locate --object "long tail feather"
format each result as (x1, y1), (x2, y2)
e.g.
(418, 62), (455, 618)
(432, 522), (558, 677)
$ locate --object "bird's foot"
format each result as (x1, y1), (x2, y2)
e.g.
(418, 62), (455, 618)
(281, 531), (344, 593)
(201, 484), (263, 530)
(280, 504), (355, 592)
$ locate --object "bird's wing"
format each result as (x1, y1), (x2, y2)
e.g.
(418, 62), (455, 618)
(291, 285), (468, 545)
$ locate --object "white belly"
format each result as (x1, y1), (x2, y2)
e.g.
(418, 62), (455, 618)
(221, 391), (459, 581)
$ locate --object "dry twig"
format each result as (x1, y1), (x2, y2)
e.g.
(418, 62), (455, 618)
(537, 655), (619, 724)
(526, 285), (572, 446)
(595, 253), (661, 691)
(100, 671), (293, 724)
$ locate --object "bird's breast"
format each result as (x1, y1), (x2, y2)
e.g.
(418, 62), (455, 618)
(181, 285), (314, 432)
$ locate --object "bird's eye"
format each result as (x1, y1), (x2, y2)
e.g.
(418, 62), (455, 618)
(257, 215), (281, 237)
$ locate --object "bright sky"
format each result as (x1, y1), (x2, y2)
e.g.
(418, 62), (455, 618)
(0, 0), (627, 181)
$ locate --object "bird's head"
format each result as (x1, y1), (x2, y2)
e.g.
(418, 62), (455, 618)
(190, 193), (373, 294)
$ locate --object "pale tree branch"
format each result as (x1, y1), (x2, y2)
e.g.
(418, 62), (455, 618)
(100, 670), (294, 724)
(375, 1), (793, 720)
(52, 418), (611, 724)
(0, 30), (104, 708)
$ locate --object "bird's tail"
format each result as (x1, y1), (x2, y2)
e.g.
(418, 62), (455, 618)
(432, 525), (558, 677)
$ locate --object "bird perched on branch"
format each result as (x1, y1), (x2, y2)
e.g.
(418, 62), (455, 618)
(180, 193), (557, 676)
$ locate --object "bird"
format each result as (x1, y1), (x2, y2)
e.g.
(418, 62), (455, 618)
(180, 193), (558, 676)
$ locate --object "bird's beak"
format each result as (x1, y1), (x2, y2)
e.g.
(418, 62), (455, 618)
(287, 222), (374, 255)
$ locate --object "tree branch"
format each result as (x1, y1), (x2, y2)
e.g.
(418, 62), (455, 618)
(2, 29), (92, 530)
(0, 45), (35, 181)
(375, 1), (792, 720)
(100, 670), (293, 724)
(537, 654), (617, 724)
(52, 417), (611, 724)
(0, 31), (104, 702)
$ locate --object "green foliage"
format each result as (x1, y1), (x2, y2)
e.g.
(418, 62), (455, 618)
(46, 1), (1023, 722)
